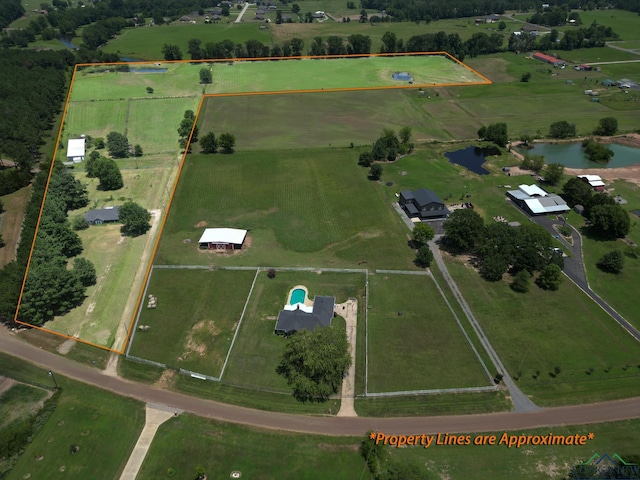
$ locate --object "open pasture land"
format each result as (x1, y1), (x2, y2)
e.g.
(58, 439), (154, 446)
(387, 419), (640, 480)
(136, 414), (368, 480)
(154, 148), (416, 270)
(70, 63), (204, 102)
(128, 268), (256, 378)
(557, 9), (640, 43)
(222, 270), (363, 392)
(197, 89), (454, 149)
(102, 23), (273, 60)
(206, 54), (489, 94)
(8, 374), (144, 480)
(444, 255), (640, 406)
(367, 273), (490, 393)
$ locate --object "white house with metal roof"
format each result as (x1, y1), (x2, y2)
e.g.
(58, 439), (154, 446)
(578, 174), (605, 191)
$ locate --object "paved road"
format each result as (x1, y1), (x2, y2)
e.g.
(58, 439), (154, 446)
(2, 328), (639, 435)
(524, 209), (640, 342)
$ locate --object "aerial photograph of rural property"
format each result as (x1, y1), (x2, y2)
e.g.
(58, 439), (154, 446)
(1, 0), (640, 478)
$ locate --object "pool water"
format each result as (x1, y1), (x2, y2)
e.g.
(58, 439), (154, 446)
(289, 288), (306, 305)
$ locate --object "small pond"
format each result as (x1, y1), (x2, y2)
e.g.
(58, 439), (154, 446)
(521, 142), (640, 168)
(445, 146), (500, 175)
(392, 72), (413, 82)
(129, 67), (168, 73)
(58, 37), (79, 50)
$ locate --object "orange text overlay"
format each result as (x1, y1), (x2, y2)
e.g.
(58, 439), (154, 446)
(369, 431), (596, 449)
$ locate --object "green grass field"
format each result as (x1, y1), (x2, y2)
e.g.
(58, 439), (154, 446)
(444, 254), (640, 406)
(197, 89), (453, 149)
(367, 273), (490, 393)
(7, 374), (144, 480)
(128, 268), (256, 377)
(136, 413), (370, 480)
(0, 382), (50, 431)
(222, 270), (363, 392)
(154, 148), (416, 270)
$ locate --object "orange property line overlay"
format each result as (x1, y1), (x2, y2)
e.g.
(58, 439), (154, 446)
(13, 52), (491, 354)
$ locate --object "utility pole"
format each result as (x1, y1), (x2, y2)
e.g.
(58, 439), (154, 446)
(48, 370), (58, 389)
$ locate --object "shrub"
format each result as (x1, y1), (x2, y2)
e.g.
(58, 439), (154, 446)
(597, 250), (624, 274)
(72, 216), (89, 231)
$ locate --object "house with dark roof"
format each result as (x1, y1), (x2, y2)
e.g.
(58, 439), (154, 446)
(399, 188), (450, 220)
(275, 296), (335, 335)
(84, 206), (120, 225)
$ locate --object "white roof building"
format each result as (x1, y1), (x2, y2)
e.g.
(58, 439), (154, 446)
(507, 184), (569, 215)
(578, 174), (605, 188)
(198, 228), (247, 249)
(66, 138), (86, 162)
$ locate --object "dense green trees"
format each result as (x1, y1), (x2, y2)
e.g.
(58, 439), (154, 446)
(582, 138), (614, 164)
(199, 67), (212, 84)
(119, 201), (152, 237)
(93, 157), (124, 191)
(593, 117), (618, 136)
(549, 121), (576, 139)
(106, 131), (130, 158)
(562, 177), (593, 207)
(598, 250), (624, 274)
(162, 43), (183, 61)
(276, 325), (351, 402)
(478, 123), (508, 147)
(443, 209), (484, 251)
(200, 132), (218, 153)
(544, 163), (565, 186)
(218, 133), (236, 154)
(590, 204), (630, 239)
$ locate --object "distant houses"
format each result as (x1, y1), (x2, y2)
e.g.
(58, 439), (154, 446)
(399, 188), (450, 220)
(532, 52), (566, 67)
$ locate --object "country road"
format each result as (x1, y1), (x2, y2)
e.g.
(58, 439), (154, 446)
(2, 328), (639, 436)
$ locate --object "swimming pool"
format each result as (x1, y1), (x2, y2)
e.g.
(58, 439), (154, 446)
(289, 288), (306, 305)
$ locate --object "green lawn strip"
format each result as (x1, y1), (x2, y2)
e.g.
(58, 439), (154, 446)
(117, 356), (165, 384)
(136, 413), (369, 480)
(196, 89), (448, 150)
(0, 352), (58, 389)
(102, 23), (273, 60)
(355, 277), (367, 396)
(63, 341), (112, 370)
(154, 148), (415, 270)
(8, 375), (144, 480)
(70, 63), (204, 102)
(367, 273), (489, 393)
(0, 185), (32, 268)
(355, 390), (511, 417)
(579, 189), (640, 331)
(129, 268), (256, 378)
(443, 255), (640, 406)
(0, 383), (50, 431)
(429, 267), (497, 379)
(223, 270), (363, 391)
(385, 419), (640, 480)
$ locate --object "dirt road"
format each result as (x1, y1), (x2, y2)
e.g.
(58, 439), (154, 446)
(2, 328), (638, 436)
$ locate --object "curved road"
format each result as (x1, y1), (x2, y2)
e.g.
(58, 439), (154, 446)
(2, 329), (639, 436)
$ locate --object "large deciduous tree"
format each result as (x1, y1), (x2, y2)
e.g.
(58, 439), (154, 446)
(544, 163), (565, 186)
(443, 208), (484, 251)
(199, 67), (212, 84)
(412, 223), (435, 247)
(562, 177), (592, 207)
(218, 133), (236, 153)
(549, 120), (576, 139)
(162, 43), (183, 61)
(119, 201), (151, 237)
(106, 131), (129, 158)
(93, 157), (123, 191)
(535, 264), (562, 291)
(478, 122), (508, 147)
(590, 204), (630, 239)
(200, 131), (218, 153)
(593, 117), (618, 136)
(276, 325), (351, 403)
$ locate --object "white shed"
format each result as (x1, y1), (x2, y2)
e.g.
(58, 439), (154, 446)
(67, 138), (86, 162)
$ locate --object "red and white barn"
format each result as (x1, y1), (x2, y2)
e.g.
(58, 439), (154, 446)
(198, 228), (247, 250)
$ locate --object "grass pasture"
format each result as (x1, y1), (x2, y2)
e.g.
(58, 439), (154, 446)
(366, 273), (490, 393)
(197, 89), (454, 149)
(222, 270), (364, 392)
(128, 268), (256, 377)
(136, 414), (368, 480)
(0, 185), (32, 268)
(443, 254), (640, 406)
(155, 148), (415, 270)
(0, 382), (50, 431)
(7, 374), (144, 480)
(205, 54), (488, 94)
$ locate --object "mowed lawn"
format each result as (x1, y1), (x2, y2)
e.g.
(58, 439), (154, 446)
(136, 414), (368, 480)
(128, 268), (256, 377)
(8, 376), (144, 480)
(367, 273), (490, 393)
(206, 54), (487, 94)
(443, 255), (640, 406)
(154, 149), (416, 270)
(222, 270), (364, 391)
(70, 63), (204, 101)
(196, 89), (452, 149)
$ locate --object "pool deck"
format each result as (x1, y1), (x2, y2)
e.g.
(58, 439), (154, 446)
(287, 285), (313, 307)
